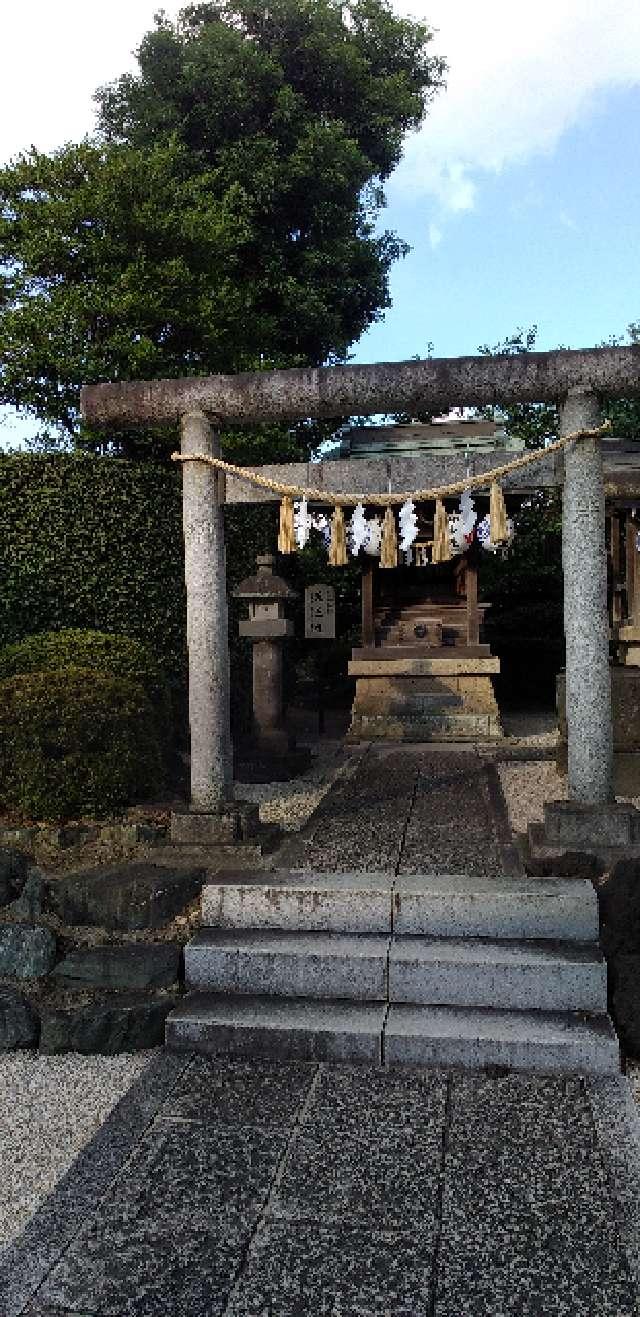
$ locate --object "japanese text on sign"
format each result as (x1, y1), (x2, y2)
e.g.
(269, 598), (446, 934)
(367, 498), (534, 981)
(304, 583), (336, 639)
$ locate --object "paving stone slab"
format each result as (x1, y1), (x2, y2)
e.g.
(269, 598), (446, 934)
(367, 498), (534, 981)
(101, 1117), (286, 1221)
(270, 1122), (442, 1226)
(226, 1222), (436, 1317)
(389, 935), (607, 1011)
(434, 1213), (637, 1316)
(38, 1210), (248, 1317)
(166, 993), (386, 1062)
(300, 1063), (447, 1133)
(185, 928), (389, 999)
(164, 1056), (318, 1126)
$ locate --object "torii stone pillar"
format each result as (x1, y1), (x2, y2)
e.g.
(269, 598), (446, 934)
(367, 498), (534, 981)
(561, 390), (613, 805)
(170, 410), (258, 845)
(539, 390), (640, 855)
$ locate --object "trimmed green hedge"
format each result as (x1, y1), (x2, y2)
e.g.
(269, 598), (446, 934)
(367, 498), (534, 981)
(0, 628), (172, 735)
(0, 668), (164, 820)
(0, 453), (277, 733)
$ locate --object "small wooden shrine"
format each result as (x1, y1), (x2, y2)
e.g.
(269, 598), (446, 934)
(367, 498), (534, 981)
(342, 420), (523, 741)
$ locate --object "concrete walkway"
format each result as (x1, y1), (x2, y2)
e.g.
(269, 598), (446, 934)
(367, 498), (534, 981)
(3, 1051), (640, 1316)
(280, 745), (518, 876)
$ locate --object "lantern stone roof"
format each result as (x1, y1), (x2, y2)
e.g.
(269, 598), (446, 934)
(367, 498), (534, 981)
(234, 554), (297, 600)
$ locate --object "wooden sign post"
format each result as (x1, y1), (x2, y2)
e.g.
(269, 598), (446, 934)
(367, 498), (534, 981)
(304, 583), (336, 733)
(304, 583), (336, 640)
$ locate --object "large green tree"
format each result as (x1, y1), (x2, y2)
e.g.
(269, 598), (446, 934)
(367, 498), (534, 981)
(0, 0), (445, 454)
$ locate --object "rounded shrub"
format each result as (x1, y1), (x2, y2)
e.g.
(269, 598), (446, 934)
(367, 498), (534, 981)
(0, 669), (164, 821)
(0, 629), (171, 741)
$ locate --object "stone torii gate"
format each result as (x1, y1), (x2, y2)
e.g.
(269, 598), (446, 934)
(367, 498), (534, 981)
(82, 344), (640, 858)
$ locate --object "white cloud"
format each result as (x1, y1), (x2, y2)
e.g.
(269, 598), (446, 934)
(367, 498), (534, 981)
(393, 0), (640, 211)
(428, 222), (443, 249)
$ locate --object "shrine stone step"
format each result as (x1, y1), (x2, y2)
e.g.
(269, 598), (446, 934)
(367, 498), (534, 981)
(185, 929), (605, 1013)
(165, 995), (619, 1074)
(201, 870), (394, 933)
(349, 712), (502, 740)
(389, 937), (606, 1012)
(166, 993), (386, 1063)
(185, 929), (389, 1000)
(198, 872), (599, 941)
(392, 875), (599, 941)
(384, 1004), (620, 1075)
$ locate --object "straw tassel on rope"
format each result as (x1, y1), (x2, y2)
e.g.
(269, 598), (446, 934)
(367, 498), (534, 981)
(432, 499), (452, 563)
(328, 506), (348, 567)
(489, 482), (509, 544)
(278, 495), (296, 553)
(380, 506), (398, 569)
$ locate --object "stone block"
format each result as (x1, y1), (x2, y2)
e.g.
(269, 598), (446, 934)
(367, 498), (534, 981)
(0, 847), (30, 906)
(392, 875), (599, 941)
(170, 803), (260, 847)
(348, 656), (500, 677)
(201, 871), (393, 933)
(185, 929), (388, 999)
(53, 943), (181, 991)
(388, 936), (606, 1012)
(47, 862), (205, 931)
(0, 924), (57, 979)
(165, 993), (385, 1063)
(0, 987), (39, 1049)
(39, 992), (176, 1054)
(542, 800), (640, 848)
(384, 1004), (620, 1074)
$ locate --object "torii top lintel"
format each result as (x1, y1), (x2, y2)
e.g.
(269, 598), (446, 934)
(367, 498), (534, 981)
(81, 345), (640, 429)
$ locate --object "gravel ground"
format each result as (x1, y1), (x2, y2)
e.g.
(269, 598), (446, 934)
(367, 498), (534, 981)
(237, 742), (350, 832)
(499, 758), (640, 836)
(0, 1049), (156, 1250)
(498, 759), (567, 834)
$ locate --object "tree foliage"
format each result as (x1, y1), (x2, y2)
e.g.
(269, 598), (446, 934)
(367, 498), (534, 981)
(0, 0), (445, 453)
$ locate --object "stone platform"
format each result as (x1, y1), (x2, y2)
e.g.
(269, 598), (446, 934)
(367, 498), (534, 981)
(347, 651), (502, 742)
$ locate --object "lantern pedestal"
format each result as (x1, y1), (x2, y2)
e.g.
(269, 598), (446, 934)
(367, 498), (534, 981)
(234, 555), (310, 782)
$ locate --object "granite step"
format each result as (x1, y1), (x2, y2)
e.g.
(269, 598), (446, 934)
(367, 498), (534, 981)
(389, 936), (607, 1012)
(199, 872), (600, 939)
(392, 875), (599, 942)
(166, 993), (386, 1063)
(185, 929), (389, 1000)
(384, 1004), (620, 1075)
(201, 871), (394, 933)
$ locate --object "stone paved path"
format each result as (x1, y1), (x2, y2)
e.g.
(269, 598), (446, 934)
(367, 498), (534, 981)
(3, 1052), (640, 1316)
(280, 746), (513, 876)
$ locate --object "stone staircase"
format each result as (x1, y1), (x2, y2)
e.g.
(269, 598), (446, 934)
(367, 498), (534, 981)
(165, 870), (620, 1075)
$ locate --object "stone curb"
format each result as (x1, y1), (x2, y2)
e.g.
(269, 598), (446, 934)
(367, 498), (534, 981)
(586, 1073), (640, 1303)
(0, 1051), (192, 1317)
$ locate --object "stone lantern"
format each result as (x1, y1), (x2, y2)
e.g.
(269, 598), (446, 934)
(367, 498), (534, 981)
(234, 554), (306, 778)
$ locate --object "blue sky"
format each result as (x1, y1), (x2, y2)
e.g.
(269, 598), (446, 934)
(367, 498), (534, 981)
(1, 0), (639, 447)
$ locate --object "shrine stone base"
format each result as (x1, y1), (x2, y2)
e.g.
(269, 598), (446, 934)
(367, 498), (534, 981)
(347, 653), (502, 742)
(557, 667), (640, 794)
(170, 802), (261, 847)
(527, 799), (640, 869)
